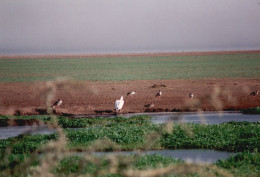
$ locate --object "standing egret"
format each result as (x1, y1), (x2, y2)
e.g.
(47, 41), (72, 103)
(115, 96), (124, 112)
(189, 93), (194, 99)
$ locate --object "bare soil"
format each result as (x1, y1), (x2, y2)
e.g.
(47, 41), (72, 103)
(0, 78), (260, 116)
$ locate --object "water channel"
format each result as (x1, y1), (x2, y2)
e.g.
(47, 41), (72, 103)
(91, 149), (236, 164)
(1, 112), (259, 140)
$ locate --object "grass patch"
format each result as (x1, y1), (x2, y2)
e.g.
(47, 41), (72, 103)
(0, 115), (151, 128)
(1, 120), (259, 155)
(242, 107), (260, 114)
(54, 154), (183, 176)
(161, 121), (260, 152)
(1, 53), (260, 82)
(58, 115), (152, 128)
(54, 152), (260, 176)
(216, 151), (260, 177)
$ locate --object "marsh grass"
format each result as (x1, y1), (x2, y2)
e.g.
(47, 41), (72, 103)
(242, 107), (260, 114)
(216, 151), (260, 177)
(0, 115), (151, 128)
(0, 119), (259, 176)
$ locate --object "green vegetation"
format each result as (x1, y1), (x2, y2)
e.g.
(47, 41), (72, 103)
(0, 115), (151, 128)
(161, 121), (260, 152)
(1, 117), (259, 152)
(54, 154), (183, 176)
(58, 115), (151, 128)
(242, 107), (260, 114)
(216, 151), (260, 177)
(53, 152), (260, 177)
(1, 53), (260, 82)
(0, 116), (259, 176)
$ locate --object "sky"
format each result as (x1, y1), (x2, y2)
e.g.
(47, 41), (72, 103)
(0, 0), (260, 55)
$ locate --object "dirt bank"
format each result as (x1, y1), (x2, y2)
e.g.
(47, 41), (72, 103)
(0, 78), (259, 115)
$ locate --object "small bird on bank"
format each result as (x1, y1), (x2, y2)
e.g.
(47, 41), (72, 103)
(156, 90), (162, 97)
(145, 103), (154, 108)
(127, 91), (136, 98)
(250, 90), (259, 96)
(52, 99), (62, 109)
(189, 93), (194, 99)
(115, 96), (124, 112)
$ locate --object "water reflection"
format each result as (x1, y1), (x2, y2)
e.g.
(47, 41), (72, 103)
(148, 112), (260, 124)
(85, 149), (236, 164)
(0, 125), (55, 140)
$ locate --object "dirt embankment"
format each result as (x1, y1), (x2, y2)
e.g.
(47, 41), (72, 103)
(0, 78), (259, 116)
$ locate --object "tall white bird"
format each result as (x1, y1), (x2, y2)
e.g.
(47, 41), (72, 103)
(189, 93), (194, 99)
(115, 96), (124, 112)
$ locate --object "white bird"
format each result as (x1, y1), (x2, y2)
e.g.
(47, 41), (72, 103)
(127, 91), (136, 98)
(52, 99), (62, 109)
(115, 96), (124, 112)
(156, 90), (162, 97)
(189, 93), (194, 99)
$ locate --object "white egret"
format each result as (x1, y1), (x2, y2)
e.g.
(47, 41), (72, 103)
(115, 96), (124, 112)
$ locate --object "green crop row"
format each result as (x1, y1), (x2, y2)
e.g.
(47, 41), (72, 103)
(1, 53), (260, 82)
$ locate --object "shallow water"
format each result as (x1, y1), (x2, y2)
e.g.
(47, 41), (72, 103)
(145, 112), (260, 124)
(0, 125), (56, 140)
(0, 112), (259, 139)
(81, 149), (236, 164)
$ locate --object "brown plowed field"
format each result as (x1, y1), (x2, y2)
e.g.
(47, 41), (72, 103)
(0, 78), (259, 115)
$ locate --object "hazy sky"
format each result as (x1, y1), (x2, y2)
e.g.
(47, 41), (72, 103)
(0, 0), (260, 55)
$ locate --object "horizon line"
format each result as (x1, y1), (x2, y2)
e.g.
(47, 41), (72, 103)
(1, 49), (260, 59)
